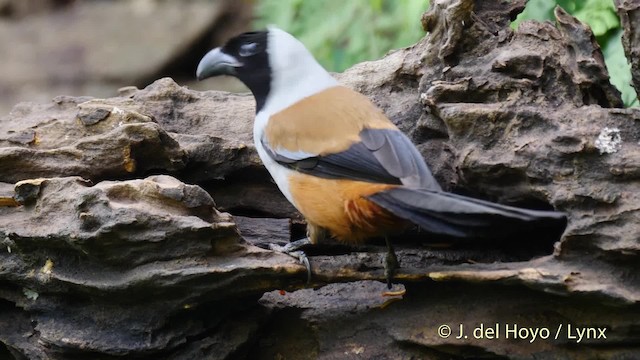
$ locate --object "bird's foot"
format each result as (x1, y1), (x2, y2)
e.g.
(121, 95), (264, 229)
(269, 238), (312, 284)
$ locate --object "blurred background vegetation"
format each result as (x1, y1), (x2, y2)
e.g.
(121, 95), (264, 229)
(255, 0), (637, 107)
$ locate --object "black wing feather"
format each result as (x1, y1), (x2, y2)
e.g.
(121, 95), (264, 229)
(262, 128), (441, 190)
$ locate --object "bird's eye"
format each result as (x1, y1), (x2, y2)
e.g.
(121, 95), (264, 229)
(239, 42), (259, 57)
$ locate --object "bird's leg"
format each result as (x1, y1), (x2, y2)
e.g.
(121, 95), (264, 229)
(384, 236), (399, 290)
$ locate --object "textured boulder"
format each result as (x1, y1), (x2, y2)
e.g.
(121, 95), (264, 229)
(0, 95), (186, 183)
(0, 0), (639, 359)
(0, 78), (296, 218)
(0, 175), (303, 359)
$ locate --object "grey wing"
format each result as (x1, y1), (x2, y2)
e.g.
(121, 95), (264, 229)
(359, 128), (441, 190)
(262, 128), (442, 191)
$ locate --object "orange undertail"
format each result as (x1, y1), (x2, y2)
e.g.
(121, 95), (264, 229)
(288, 173), (407, 243)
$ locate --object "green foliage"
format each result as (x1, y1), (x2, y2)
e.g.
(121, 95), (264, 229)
(513, 0), (637, 107)
(254, 0), (428, 72)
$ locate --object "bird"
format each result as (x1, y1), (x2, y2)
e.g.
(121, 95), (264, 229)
(196, 27), (567, 288)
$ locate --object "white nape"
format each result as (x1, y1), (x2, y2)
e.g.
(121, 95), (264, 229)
(261, 26), (338, 116)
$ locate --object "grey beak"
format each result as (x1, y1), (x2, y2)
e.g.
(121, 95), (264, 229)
(196, 48), (241, 80)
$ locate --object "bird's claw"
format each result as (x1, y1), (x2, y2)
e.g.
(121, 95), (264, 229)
(291, 250), (311, 284)
(269, 239), (312, 284)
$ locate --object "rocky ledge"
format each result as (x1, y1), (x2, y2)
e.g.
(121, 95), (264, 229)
(0, 0), (639, 359)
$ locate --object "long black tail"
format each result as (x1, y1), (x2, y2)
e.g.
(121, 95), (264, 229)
(368, 187), (567, 239)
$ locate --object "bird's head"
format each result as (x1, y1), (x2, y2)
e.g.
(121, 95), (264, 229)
(196, 26), (336, 113)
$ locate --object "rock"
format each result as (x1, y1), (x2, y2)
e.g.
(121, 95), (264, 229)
(0, 175), (306, 358)
(234, 216), (291, 248)
(0, 182), (18, 207)
(258, 281), (639, 359)
(0, 95), (186, 183)
(0, 0), (252, 116)
(414, 4), (639, 274)
(208, 176), (300, 218)
(0, 77), (284, 217)
(421, 0), (475, 60)
(1, 0), (640, 358)
(7, 175), (239, 265)
(129, 78), (260, 183)
(0, 0), (73, 19)
(616, 0), (640, 99)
